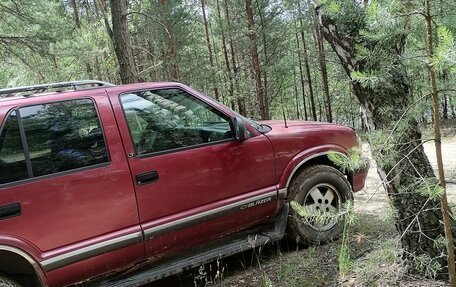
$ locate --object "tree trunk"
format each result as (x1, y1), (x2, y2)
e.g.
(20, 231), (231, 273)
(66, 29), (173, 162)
(146, 41), (157, 81)
(94, 56), (103, 80)
(201, 0), (220, 100)
(296, 32), (308, 120)
(258, 6), (270, 119)
(293, 65), (300, 119)
(318, 5), (454, 277)
(85, 63), (93, 79)
(99, 0), (114, 44)
(245, 0), (267, 120)
(424, 0), (456, 283)
(216, 0), (233, 106)
(440, 71), (449, 120)
(94, 0), (100, 18)
(70, 0), (81, 29)
(83, 0), (90, 17)
(225, 1), (245, 116)
(443, 95), (448, 120)
(72, 0), (97, 81)
(315, 20), (332, 122)
(299, 18), (317, 121)
(110, 0), (139, 84)
(159, 0), (179, 81)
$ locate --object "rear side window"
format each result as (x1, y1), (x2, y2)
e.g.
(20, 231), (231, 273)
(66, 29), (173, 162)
(0, 99), (108, 184)
(0, 112), (28, 184)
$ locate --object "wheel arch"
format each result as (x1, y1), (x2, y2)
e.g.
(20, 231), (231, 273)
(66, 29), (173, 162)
(278, 145), (351, 192)
(0, 245), (47, 287)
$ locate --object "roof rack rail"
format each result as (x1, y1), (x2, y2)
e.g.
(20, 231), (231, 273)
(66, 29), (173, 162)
(0, 80), (115, 97)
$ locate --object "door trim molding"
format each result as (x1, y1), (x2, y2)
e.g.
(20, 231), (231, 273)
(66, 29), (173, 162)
(143, 190), (277, 240)
(41, 232), (143, 272)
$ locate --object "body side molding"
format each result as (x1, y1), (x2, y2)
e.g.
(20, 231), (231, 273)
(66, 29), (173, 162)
(143, 190), (277, 240)
(41, 232), (143, 272)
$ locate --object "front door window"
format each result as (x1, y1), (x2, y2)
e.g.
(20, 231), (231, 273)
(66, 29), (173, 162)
(120, 88), (233, 155)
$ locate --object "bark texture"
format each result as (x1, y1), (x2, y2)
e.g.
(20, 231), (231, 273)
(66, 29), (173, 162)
(245, 0), (267, 120)
(70, 0), (81, 29)
(201, 0), (220, 101)
(296, 32), (308, 120)
(299, 18), (317, 121)
(315, 22), (332, 123)
(317, 4), (454, 277)
(110, 0), (139, 84)
(224, 0), (246, 115)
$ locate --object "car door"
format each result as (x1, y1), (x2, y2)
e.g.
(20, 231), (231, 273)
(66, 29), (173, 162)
(0, 92), (143, 287)
(109, 85), (277, 258)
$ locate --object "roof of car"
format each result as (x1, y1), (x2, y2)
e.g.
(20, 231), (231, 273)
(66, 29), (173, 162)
(0, 80), (183, 105)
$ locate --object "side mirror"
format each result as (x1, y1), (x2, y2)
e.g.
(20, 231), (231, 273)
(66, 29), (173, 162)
(233, 116), (248, 142)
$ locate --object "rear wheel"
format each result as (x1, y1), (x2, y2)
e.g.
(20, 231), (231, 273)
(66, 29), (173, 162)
(287, 165), (352, 243)
(0, 275), (21, 287)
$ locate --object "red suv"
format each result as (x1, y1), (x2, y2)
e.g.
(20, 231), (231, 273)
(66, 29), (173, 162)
(0, 81), (367, 287)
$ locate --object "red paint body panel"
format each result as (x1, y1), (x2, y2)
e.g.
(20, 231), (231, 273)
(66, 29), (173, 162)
(107, 84), (276, 258)
(259, 120), (360, 189)
(0, 91), (143, 285)
(0, 111), (5, 128)
(0, 82), (368, 286)
(145, 201), (276, 260)
(47, 234), (144, 286)
(122, 138), (275, 221)
(47, 242), (143, 287)
(139, 185), (277, 233)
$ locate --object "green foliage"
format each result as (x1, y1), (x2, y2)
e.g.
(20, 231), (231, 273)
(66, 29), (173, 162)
(291, 199), (354, 277)
(416, 178), (444, 199)
(412, 253), (443, 279)
(433, 26), (456, 72)
(0, 0), (116, 86)
(290, 200), (340, 228)
(365, 0), (398, 32)
(338, 201), (354, 276)
(328, 148), (370, 173)
(350, 70), (384, 90)
(0, 0), (368, 127)
(261, 274), (273, 287)
(398, 178), (443, 199)
(433, 235), (447, 250)
(326, 2), (341, 14)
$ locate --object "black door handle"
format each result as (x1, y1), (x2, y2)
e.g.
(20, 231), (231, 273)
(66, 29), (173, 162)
(136, 171), (159, 185)
(0, 203), (21, 220)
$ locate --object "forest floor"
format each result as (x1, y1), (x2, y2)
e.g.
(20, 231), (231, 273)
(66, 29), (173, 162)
(151, 136), (456, 287)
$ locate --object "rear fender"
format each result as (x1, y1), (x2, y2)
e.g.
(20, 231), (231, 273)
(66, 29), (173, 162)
(0, 234), (48, 286)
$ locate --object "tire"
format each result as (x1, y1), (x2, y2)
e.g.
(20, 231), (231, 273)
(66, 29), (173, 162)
(0, 275), (21, 287)
(287, 164), (353, 244)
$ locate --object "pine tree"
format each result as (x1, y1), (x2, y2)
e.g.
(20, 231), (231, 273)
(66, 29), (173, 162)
(318, 0), (455, 277)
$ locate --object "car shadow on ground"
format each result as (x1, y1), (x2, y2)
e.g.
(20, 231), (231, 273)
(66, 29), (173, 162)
(147, 211), (401, 287)
(147, 236), (339, 287)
